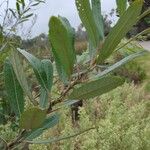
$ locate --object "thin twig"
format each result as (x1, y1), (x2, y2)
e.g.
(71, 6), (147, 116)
(26, 127), (96, 144)
(115, 28), (150, 52)
(138, 8), (150, 20)
(47, 77), (81, 113)
(0, 136), (7, 145)
(47, 64), (96, 113)
(7, 130), (26, 149)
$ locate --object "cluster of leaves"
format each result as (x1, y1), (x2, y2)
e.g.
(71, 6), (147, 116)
(0, 0), (150, 149)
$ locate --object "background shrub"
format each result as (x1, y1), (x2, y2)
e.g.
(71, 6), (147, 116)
(27, 83), (150, 150)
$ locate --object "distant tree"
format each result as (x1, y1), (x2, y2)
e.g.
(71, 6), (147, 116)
(76, 24), (87, 41)
(103, 13), (113, 35)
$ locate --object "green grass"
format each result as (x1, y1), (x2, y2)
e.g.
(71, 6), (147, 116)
(137, 54), (150, 78)
(136, 53), (150, 91)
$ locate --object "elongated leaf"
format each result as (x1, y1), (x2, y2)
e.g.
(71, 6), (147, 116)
(116, 0), (127, 16)
(4, 59), (24, 117)
(27, 127), (94, 144)
(16, 2), (21, 15)
(10, 51), (35, 104)
(0, 43), (7, 53)
(20, 107), (46, 130)
(50, 17), (76, 83)
(49, 16), (76, 78)
(17, 49), (44, 86)
(95, 51), (147, 79)
(54, 100), (80, 111)
(75, 0), (99, 46)
(17, 49), (53, 91)
(69, 76), (124, 100)
(138, 8), (150, 20)
(41, 59), (53, 91)
(75, 0), (102, 57)
(31, 3), (40, 7)
(21, 0), (25, 8)
(39, 88), (48, 109)
(18, 19), (29, 24)
(17, 49), (46, 85)
(23, 13), (33, 19)
(18, 49), (53, 109)
(54, 59), (69, 85)
(62, 100), (79, 107)
(40, 59), (53, 108)
(23, 8), (30, 14)
(25, 114), (59, 140)
(91, 0), (104, 40)
(9, 9), (17, 18)
(97, 0), (143, 63)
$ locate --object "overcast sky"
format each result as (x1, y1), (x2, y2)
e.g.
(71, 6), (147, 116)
(7, 0), (116, 37)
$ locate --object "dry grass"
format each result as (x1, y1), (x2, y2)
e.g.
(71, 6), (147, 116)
(75, 41), (88, 54)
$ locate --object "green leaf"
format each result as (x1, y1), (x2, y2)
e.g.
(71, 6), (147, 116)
(27, 127), (94, 144)
(63, 100), (79, 107)
(54, 100), (80, 110)
(41, 59), (53, 91)
(25, 114), (59, 140)
(18, 19), (29, 24)
(91, 0), (104, 40)
(19, 107), (46, 130)
(50, 17), (75, 84)
(0, 43), (7, 53)
(39, 59), (53, 109)
(17, 49), (53, 109)
(10, 51), (35, 104)
(95, 51), (147, 79)
(23, 8), (30, 14)
(4, 59), (24, 117)
(75, 0), (99, 46)
(116, 0), (127, 16)
(9, 9), (17, 18)
(16, 2), (21, 16)
(69, 76), (124, 100)
(138, 8), (150, 20)
(39, 88), (48, 109)
(21, 0), (25, 8)
(75, 0), (102, 58)
(17, 48), (44, 86)
(23, 13), (33, 19)
(31, 3), (40, 7)
(54, 59), (69, 85)
(97, 0), (143, 64)
(17, 49), (53, 91)
(49, 16), (76, 78)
